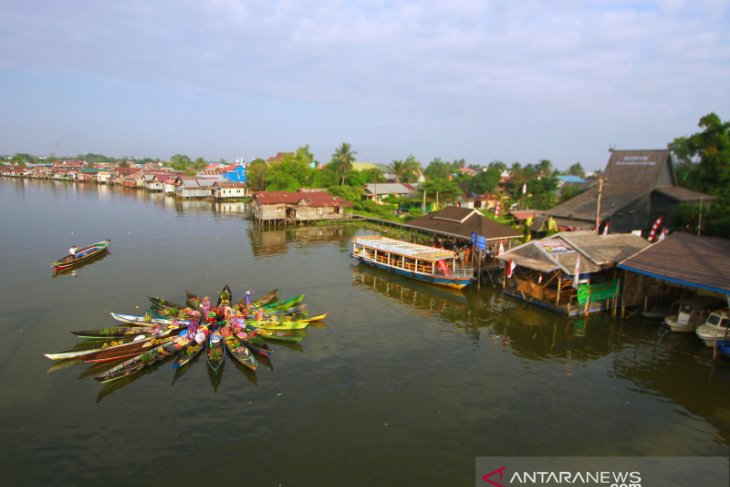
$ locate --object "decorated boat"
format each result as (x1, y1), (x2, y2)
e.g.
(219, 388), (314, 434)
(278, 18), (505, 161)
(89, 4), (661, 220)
(95, 333), (191, 383)
(255, 328), (306, 342)
(247, 313), (327, 330)
(351, 235), (474, 289)
(44, 334), (168, 361)
(206, 331), (225, 372)
(110, 313), (190, 327)
(51, 239), (110, 272)
(235, 331), (273, 358)
(72, 325), (178, 340)
(223, 333), (257, 371)
(172, 339), (205, 369)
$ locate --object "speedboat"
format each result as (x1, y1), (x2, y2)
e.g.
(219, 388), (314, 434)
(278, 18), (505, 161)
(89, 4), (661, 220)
(695, 308), (730, 347)
(663, 295), (724, 333)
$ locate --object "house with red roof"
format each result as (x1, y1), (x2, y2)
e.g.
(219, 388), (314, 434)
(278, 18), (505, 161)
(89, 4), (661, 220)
(251, 190), (353, 223)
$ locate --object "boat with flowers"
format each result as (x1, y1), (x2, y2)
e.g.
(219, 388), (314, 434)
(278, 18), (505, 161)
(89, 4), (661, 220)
(351, 235), (475, 289)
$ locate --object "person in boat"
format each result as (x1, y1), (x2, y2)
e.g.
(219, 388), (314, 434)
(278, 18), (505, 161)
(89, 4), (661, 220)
(194, 327), (207, 346)
(254, 308), (264, 322)
(68, 245), (78, 260)
(200, 296), (211, 316)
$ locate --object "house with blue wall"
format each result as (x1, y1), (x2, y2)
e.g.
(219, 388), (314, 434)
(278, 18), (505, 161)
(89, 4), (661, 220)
(223, 164), (247, 183)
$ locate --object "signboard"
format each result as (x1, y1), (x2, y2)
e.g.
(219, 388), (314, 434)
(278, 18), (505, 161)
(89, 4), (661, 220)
(476, 235), (487, 251)
(471, 231), (477, 245)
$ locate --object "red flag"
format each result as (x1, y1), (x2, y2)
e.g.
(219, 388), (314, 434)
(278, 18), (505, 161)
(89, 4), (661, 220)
(507, 259), (517, 278)
(658, 227), (668, 241)
(494, 201), (501, 218)
(602, 221), (609, 236)
(498, 241), (505, 256)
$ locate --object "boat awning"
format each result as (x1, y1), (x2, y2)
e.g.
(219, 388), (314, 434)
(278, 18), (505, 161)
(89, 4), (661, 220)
(353, 236), (456, 262)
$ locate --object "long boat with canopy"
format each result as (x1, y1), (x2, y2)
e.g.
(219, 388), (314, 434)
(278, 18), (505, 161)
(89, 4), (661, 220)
(351, 235), (474, 289)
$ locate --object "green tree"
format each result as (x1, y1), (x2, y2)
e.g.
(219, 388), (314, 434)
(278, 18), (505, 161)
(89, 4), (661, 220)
(169, 154), (192, 171)
(566, 162), (585, 177)
(467, 167), (501, 194)
(388, 155), (421, 183)
(330, 142), (357, 186)
(670, 112), (730, 237)
(247, 159), (268, 192)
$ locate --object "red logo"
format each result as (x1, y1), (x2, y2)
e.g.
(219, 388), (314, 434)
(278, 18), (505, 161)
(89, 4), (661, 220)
(482, 466), (506, 487)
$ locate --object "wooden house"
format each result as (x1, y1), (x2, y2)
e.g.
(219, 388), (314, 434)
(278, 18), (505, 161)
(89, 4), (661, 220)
(212, 182), (247, 199)
(362, 183), (417, 203)
(175, 178), (214, 199)
(496, 231), (650, 316)
(618, 232), (730, 316)
(405, 206), (522, 249)
(547, 149), (715, 233)
(145, 173), (175, 192)
(251, 191), (353, 224)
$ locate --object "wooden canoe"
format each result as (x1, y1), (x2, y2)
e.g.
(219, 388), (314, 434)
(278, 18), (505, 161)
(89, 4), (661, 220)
(248, 313), (327, 330)
(237, 289), (278, 308)
(51, 239), (110, 272)
(206, 331), (225, 373)
(217, 284), (233, 307)
(223, 334), (257, 371)
(172, 340), (205, 369)
(45, 335), (168, 361)
(72, 325), (177, 340)
(110, 313), (190, 327)
(261, 294), (305, 311)
(94, 334), (191, 383)
(235, 331), (273, 358)
(255, 328), (306, 343)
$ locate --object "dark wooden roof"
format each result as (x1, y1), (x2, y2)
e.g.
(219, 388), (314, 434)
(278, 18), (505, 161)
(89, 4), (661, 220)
(618, 232), (730, 294)
(653, 185), (718, 203)
(406, 206), (522, 241)
(603, 149), (673, 189)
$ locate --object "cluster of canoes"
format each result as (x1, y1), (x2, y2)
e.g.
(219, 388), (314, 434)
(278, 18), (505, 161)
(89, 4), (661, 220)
(44, 286), (326, 384)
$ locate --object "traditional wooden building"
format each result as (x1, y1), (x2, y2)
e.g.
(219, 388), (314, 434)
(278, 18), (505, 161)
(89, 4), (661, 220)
(547, 149), (715, 234)
(618, 232), (730, 316)
(175, 178), (215, 199)
(362, 183), (417, 203)
(496, 231), (650, 316)
(251, 191), (353, 224)
(405, 206), (522, 248)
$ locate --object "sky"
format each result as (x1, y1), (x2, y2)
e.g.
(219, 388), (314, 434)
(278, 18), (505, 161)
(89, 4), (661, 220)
(1, 1), (729, 170)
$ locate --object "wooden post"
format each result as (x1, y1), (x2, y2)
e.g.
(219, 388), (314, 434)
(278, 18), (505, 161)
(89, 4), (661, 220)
(477, 249), (482, 290)
(595, 176), (603, 231)
(556, 276), (562, 306)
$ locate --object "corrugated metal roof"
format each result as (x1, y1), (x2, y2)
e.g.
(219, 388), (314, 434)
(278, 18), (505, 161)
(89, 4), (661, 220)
(618, 232), (730, 294)
(497, 231), (650, 276)
(253, 191), (353, 207)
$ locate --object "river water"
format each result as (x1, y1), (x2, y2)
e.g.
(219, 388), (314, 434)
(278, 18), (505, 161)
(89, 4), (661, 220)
(1, 178), (729, 486)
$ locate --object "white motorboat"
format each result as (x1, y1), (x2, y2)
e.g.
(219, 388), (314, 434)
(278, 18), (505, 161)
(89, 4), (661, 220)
(695, 308), (730, 347)
(663, 295), (725, 333)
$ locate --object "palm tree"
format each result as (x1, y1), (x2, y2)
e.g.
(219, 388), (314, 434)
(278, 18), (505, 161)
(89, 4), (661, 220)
(331, 142), (357, 186)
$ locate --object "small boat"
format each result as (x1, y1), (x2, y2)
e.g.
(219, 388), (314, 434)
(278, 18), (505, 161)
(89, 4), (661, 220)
(148, 296), (187, 312)
(217, 284), (232, 307)
(206, 331), (225, 372)
(351, 235), (475, 289)
(172, 339), (205, 369)
(235, 331), (273, 358)
(237, 289), (278, 308)
(255, 328), (306, 343)
(695, 308), (730, 347)
(663, 295), (725, 333)
(95, 333), (191, 383)
(45, 334), (166, 361)
(185, 290), (201, 309)
(223, 334), (257, 371)
(82, 336), (175, 364)
(248, 313), (327, 330)
(261, 294), (305, 311)
(72, 325), (177, 340)
(51, 239), (110, 272)
(110, 313), (190, 327)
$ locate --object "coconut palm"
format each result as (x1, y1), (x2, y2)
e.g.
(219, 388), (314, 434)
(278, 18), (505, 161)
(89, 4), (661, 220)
(331, 143), (357, 186)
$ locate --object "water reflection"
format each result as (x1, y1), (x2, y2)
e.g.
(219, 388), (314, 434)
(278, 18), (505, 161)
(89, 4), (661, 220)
(50, 251), (111, 277)
(249, 225), (349, 256)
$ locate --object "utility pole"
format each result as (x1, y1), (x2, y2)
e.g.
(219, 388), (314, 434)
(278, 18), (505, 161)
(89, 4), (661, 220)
(594, 176), (603, 232)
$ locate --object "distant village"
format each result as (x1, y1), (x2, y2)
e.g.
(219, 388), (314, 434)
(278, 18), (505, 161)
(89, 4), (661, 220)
(3, 147), (729, 329)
